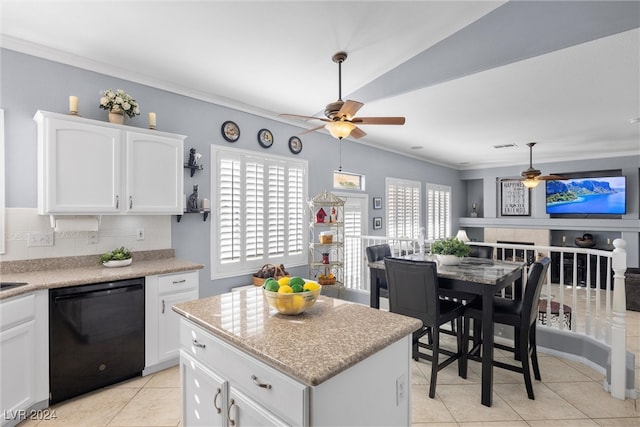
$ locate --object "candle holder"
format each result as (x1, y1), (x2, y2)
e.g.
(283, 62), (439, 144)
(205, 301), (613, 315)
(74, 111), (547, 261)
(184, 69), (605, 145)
(69, 96), (79, 116)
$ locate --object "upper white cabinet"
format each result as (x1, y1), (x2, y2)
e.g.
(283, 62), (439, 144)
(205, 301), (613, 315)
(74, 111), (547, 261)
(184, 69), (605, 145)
(35, 110), (185, 215)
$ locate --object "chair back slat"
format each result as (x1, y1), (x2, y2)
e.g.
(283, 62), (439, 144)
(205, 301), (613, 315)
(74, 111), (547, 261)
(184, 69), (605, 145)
(384, 258), (439, 327)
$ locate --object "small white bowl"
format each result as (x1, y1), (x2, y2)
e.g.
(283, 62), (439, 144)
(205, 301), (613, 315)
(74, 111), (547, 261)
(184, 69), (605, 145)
(102, 258), (132, 268)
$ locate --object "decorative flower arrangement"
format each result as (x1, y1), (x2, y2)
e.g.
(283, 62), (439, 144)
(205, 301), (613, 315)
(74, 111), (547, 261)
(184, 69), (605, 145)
(99, 89), (140, 118)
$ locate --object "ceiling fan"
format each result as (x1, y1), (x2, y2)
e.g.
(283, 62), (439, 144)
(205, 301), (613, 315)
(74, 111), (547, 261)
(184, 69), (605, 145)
(280, 51), (405, 140)
(506, 142), (567, 188)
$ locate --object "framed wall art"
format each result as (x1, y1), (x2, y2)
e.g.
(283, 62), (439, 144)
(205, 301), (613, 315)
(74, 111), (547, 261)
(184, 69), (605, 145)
(333, 171), (364, 190)
(500, 180), (530, 216)
(373, 197), (382, 209)
(373, 217), (382, 230)
(288, 136), (302, 154)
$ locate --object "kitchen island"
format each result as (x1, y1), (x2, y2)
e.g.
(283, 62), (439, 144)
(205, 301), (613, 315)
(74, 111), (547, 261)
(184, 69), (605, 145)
(173, 287), (422, 426)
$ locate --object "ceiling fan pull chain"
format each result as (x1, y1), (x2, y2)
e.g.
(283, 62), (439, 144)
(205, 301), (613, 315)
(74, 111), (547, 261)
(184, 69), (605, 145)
(338, 139), (342, 172)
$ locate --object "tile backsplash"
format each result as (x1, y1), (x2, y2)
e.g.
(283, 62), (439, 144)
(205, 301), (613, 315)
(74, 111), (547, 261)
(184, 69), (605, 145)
(1, 208), (172, 261)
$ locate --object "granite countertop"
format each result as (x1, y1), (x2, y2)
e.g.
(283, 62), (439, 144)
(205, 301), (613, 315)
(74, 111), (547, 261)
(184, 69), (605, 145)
(0, 249), (204, 300)
(369, 255), (524, 285)
(173, 287), (422, 387)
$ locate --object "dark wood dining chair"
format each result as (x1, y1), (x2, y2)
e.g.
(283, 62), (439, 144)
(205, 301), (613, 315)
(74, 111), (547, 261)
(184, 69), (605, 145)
(461, 257), (551, 400)
(384, 257), (466, 398)
(366, 244), (392, 299)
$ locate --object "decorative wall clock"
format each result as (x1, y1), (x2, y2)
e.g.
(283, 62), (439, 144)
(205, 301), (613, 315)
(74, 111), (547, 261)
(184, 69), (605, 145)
(257, 128), (273, 148)
(221, 121), (240, 142)
(288, 136), (302, 154)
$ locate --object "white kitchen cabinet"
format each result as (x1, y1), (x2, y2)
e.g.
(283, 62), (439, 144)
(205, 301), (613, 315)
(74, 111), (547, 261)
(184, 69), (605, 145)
(180, 320), (299, 426)
(35, 110), (185, 215)
(145, 271), (199, 374)
(181, 352), (226, 427)
(125, 131), (183, 213)
(0, 291), (49, 427)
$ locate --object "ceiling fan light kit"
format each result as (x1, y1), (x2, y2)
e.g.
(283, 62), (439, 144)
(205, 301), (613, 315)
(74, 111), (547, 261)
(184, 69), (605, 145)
(511, 142), (566, 189)
(325, 120), (356, 139)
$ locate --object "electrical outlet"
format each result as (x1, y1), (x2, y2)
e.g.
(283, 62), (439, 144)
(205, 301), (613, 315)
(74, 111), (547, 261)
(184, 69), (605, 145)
(396, 374), (406, 405)
(88, 231), (98, 244)
(136, 228), (145, 241)
(28, 232), (54, 247)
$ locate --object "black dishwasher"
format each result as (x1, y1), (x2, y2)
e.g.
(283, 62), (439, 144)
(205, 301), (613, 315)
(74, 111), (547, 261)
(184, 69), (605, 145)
(49, 278), (145, 404)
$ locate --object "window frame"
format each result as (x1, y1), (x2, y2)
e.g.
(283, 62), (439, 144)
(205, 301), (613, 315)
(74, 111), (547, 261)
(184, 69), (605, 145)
(385, 177), (422, 239)
(211, 146), (308, 279)
(425, 183), (452, 240)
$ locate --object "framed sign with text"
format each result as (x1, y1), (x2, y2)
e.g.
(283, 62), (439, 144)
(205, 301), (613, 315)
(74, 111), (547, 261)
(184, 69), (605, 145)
(501, 180), (530, 216)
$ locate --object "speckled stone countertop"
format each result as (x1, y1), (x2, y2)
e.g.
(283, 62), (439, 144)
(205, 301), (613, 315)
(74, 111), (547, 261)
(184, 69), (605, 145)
(369, 255), (523, 285)
(0, 249), (203, 300)
(173, 287), (422, 387)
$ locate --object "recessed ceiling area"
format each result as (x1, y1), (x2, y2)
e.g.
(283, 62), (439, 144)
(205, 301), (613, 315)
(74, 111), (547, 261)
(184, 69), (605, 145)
(1, 0), (638, 169)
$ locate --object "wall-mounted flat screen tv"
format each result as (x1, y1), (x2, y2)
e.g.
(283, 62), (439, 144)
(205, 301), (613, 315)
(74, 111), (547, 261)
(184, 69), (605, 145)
(546, 176), (626, 215)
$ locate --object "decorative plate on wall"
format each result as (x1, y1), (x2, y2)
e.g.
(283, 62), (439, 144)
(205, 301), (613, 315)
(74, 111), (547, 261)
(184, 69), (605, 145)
(221, 121), (240, 142)
(257, 128), (273, 148)
(288, 136), (302, 154)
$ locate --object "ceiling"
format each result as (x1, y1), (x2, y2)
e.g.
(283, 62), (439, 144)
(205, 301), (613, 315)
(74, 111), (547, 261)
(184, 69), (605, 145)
(1, 1), (639, 170)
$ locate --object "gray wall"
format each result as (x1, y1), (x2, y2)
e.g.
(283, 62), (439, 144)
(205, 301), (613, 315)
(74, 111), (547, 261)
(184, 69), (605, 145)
(1, 49), (462, 295)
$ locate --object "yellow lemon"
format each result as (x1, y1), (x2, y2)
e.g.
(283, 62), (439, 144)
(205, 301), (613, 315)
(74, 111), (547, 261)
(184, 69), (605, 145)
(277, 285), (293, 294)
(290, 295), (305, 312)
(277, 276), (291, 287)
(303, 281), (320, 292)
(277, 298), (292, 312)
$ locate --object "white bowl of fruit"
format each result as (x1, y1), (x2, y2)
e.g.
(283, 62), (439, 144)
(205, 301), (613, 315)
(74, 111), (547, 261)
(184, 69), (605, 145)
(262, 276), (321, 315)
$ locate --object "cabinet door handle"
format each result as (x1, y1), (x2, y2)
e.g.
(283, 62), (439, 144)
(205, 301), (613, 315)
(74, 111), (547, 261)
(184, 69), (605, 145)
(172, 279), (186, 285)
(251, 374), (272, 389)
(192, 339), (206, 349)
(129, 195), (133, 209)
(162, 300), (165, 314)
(213, 387), (222, 414)
(115, 195), (119, 209)
(227, 398), (236, 426)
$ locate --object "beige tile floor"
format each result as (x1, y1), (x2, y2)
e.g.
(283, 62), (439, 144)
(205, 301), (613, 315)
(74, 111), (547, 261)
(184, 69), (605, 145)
(19, 309), (640, 427)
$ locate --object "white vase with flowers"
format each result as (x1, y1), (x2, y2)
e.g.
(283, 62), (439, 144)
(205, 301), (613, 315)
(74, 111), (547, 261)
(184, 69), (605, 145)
(99, 89), (140, 124)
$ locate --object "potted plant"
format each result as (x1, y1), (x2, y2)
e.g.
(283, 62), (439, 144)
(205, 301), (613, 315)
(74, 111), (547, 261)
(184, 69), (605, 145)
(100, 246), (133, 267)
(431, 237), (471, 265)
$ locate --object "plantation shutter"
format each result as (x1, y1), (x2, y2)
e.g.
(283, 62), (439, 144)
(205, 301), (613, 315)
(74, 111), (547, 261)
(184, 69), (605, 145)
(212, 147), (307, 279)
(426, 183), (451, 240)
(386, 178), (421, 239)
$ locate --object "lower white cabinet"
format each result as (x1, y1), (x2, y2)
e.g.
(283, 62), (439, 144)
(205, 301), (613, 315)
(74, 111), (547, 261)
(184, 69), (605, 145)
(180, 321), (295, 426)
(0, 291), (48, 427)
(145, 271), (199, 374)
(181, 353), (226, 427)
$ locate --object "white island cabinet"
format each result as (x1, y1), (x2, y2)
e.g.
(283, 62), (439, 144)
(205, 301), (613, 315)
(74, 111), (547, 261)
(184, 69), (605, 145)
(174, 288), (422, 427)
(35, 110), (184, 215)
(0, 291), (48, 427)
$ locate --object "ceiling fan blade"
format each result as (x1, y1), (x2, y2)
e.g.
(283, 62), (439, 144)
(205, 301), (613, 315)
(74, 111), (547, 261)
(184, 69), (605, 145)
(337, 100), (364, 120)
(537, 174), (568, 181)
(352, 117), (406, 125)
(298, 124), (326, 135)
(350, 126), (367, 139)
(279, 113), (330, 123)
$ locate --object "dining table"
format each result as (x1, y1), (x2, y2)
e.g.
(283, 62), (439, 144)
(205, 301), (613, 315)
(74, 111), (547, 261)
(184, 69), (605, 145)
(368, 254), (524, 407)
